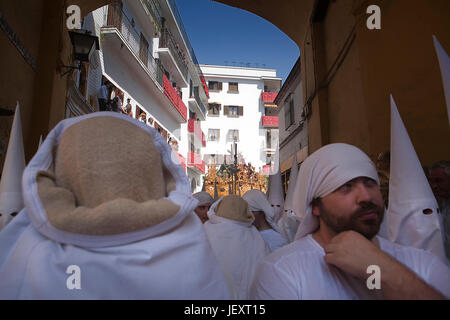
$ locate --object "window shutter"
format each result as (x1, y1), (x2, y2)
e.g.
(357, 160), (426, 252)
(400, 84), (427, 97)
(218, 82), (222, 90)
(224, 105), (229, 116)
(238, 106), (243, 116)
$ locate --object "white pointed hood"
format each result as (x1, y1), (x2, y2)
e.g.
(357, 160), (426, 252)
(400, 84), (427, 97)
(385, 95), (447, 264)
(214, 180), (219, 199)
(0, 112), (231, 299)
(278, 153), (300, 242)
(267, 160), (284, 222)
(0, 102), (25, 230)
(433, 35), (450, 125)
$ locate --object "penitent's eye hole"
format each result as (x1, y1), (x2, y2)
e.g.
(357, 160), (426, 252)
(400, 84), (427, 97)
(423, 209), (433, 215)
(10, 212), (18, 217)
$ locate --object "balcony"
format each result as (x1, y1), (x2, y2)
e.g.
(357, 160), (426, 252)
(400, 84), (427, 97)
(157, 28), (189, 88)
(163, 74), (187, 121)
(200, 74), (210, 99)
(140, 0), (162, 33)
(188, 86), (207, 120)
(101, 5), (164, 88)
(188, 119), (206, 147)
(262, 165), (274, 176)
(188, 152), (206, 174)
(261, 92), (278, 107)
(262, 115), (279, 127)
(126, 0), (160, 38)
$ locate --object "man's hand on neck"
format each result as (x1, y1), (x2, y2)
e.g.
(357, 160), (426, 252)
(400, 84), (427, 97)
(313, 228), (445, 299)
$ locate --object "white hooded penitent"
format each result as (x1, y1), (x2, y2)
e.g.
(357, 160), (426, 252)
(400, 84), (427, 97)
(267, 160), (284, 223)
(385, 95), (447, 264)
(0, 102), (25, 231)
(433, 35), (450, 125)
(203, 195), (270, 299)
(0, 112), (231, 299)
(278, 153), (300, 242)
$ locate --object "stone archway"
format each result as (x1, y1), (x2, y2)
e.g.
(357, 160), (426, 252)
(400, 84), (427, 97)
(1, 0), (449, 167)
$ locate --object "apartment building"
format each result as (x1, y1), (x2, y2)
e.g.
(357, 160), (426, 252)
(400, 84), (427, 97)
(71, 0), (208, 192)
(200, 65), (281, 175)
(273, 57), (307, 195)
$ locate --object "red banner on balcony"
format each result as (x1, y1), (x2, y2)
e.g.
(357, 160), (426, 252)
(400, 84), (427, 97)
(188, 152), (205, 173)
(261, 92), (278, 103)
(201, 75), (209, 98)
(163, 74), (187, 121)
(188, 119), (204, 142)
(262, 116), (279, 127)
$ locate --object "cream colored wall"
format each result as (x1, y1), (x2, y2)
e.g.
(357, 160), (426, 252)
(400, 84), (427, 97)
(0, 0), (44, 170)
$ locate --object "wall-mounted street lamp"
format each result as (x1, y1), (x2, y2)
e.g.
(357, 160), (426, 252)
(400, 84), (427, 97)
(60, 29), (99, 76)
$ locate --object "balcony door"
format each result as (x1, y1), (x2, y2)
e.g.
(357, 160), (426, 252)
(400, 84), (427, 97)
(139, 33), (149, 67)
(107, 1), (123, 31)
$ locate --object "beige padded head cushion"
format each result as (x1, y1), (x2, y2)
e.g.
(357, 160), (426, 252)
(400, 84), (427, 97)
(37, 117), (180, 235)
(215, 195), (254, 223)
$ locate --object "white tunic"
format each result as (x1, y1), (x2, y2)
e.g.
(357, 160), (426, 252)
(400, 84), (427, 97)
(204, 202), (270, 300)
(260, 229), (288, 252)
(250, 234), (450, 300)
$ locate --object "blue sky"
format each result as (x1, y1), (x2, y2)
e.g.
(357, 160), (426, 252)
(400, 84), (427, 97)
(173, 0), (300, 83)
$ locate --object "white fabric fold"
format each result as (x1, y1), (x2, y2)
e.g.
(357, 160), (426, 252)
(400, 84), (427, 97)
(204, 196), (270, 299)
(242, 189), (284, 235)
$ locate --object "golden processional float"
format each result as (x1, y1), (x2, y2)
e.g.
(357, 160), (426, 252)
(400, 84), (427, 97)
(203, 162), (268, 199)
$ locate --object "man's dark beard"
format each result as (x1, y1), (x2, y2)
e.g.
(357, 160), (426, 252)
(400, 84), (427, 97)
(318, 201), (384, 240)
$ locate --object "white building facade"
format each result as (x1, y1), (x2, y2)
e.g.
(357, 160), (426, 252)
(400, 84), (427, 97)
(274, 57), (308, 195)
(200, 65), (281, 175)
(70, 0), (208, 192)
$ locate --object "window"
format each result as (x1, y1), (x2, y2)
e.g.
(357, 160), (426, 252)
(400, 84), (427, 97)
(228, 82), (239, 93)
(284, 94), (295, 129)
(224, 105), (243, 117)
(208, 103), (221, 116)
(208, 81), (222, 91)
(77, 62), (89, 98)
(266, 129), (272, 149)
(227, 130), (239, 142)
(107, 2), (123, 31)
(208, 129), (220, 141)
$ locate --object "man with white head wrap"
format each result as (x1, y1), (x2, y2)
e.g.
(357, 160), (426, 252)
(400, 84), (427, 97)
(250, 143), (450, 299)
(204, 195), (270, 299)
(0, 112), (231, 299)
(192, 191), (214, 223)
(243, 190), (288, 252)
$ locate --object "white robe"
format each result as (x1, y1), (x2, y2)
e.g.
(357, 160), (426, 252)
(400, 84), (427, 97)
(0, 112), (231, 300)
(250, 234), (450, 300)
(260, 229), (289, 252)
(203, 200), (270, 299)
